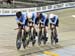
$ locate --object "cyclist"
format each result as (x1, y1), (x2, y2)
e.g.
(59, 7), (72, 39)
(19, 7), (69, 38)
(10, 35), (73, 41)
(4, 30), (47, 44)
(37, 13), (48, 45)
(26, 12), (39, 46)
(16, 11), (26, 30)
(39, 13), (49, 32)
(49, 14), (59, 45)
(16, 11), (29, 45)
(16, 11), (29, 32)
(27, 12), (36, 33)
(27, 12), (41, 36)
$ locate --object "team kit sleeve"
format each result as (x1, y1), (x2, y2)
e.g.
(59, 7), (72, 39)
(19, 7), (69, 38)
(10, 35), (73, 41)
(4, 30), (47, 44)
(32, 12), (37, 24)
(43, 14), (48, 25)
(22, 14), (26, 25)
(16, 17), (20, 23)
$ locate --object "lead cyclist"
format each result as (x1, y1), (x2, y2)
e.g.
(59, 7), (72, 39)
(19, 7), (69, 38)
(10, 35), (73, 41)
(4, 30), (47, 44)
(16, 11), (29, 49)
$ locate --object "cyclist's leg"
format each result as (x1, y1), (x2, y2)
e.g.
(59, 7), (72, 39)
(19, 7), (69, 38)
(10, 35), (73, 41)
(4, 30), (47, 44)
(31, 26), (36, 46)
(23, 25), (29, 39)
(25, 26), (29, 39)
(54, 27), (58, 44)
(17, 23), (23, 38)
(28, 23), (34, 42)
(25, 26), (30, 46)
(34, 24), (38, 41)
(32, 25), (37, 41)
(22, 26), (28, 48)
(17, 26), (22, 42)
(16, 23), (23, 49)
(51, 25), (59, 45)
(46, 26), (48, 39)
(34, 24), (38, 36)
(30, 26), (34, 42)
(44, 27), (48, 42)
(51, 29), (54, 45)
(38, 29), (42, 45)
(22, 26), (27, 42)
(42, 27), (46, 45)
(38, 25), (42, 45)
(50, 24), (54, 45)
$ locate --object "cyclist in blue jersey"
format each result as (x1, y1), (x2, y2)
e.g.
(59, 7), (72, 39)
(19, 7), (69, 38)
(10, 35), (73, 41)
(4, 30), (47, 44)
(27, 12), (41, 35)
(26, 12), (40, 46)
(38, 13), (49, 32)
(38, 12), (48, 45)
(16, 11), (29, 46)
(49, 14), (59, 45)
(16, 11), (28, 29)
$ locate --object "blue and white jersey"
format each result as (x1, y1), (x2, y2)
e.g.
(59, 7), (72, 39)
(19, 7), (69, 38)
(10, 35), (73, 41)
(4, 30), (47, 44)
(27, 12), (37, 24)
(16, 13), (27, 26)
(40, 13), (48, 26)
(32, 12), (37, 24)
(49, 14), (58, 25)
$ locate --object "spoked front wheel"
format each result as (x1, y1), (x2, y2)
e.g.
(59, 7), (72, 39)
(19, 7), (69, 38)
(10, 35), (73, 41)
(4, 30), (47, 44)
(16, 29), (22, 50)
(16, 39), (21, 50)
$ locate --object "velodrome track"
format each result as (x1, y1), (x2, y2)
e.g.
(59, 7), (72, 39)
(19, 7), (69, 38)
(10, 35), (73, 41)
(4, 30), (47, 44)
(0, 8), (75, 56)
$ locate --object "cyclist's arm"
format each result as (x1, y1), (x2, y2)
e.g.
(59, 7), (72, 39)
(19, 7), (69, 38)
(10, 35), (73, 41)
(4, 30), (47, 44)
(22, 17), (25, 25)
(49, 18), (55, 29)
(21, 14), (26, 25)
(49, 18), (53, 24)
(43, 17), (47, 25)
(32, 13), (37, 24)
(16, 18), (22, 24)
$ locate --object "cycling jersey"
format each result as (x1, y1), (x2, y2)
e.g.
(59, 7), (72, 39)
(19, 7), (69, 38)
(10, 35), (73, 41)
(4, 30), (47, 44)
(27, 12), (39, 25)
(32, 12), (37, 24)
(16, 13), (28, 26)
(40, 13), (48, 26)
(49, 14), (59, 26)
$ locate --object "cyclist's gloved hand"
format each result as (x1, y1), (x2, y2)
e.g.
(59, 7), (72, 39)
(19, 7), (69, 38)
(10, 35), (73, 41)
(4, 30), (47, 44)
(17, 21), (22, 24)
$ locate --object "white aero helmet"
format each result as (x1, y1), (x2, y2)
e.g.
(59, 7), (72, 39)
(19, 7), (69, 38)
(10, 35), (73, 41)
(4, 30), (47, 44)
(27, 12), (32, 19)
(49, 14), (55, 18)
